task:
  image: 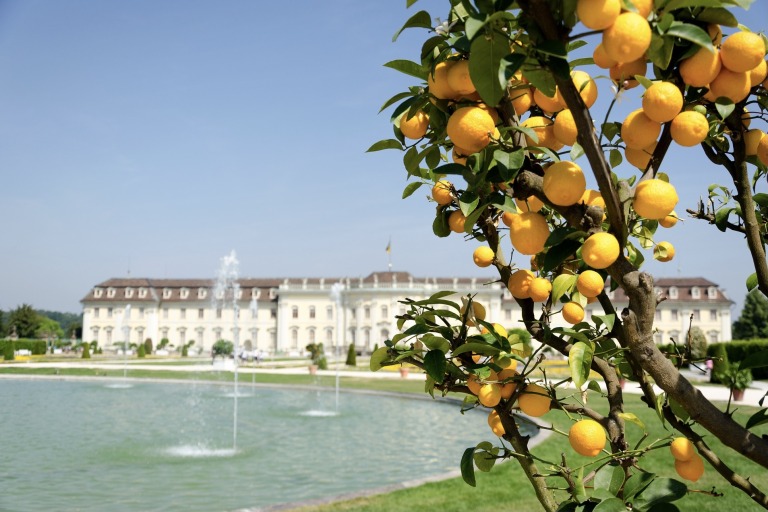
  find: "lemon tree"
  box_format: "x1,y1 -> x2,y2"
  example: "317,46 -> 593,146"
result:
369,0 -> 768,510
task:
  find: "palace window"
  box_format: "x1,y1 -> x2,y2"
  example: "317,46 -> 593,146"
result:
710,309 -> 718,321
94,288 -> 103,298
292,306 -> 299,319
108,308 -> 113,318
708,287 -> 718,299
180,308 -> 186,320
198,288 -> 207,299
692,309 -> 700,321
271,308 -> 277,319
138,288 -> 147,298
364,306 -> 371,320
198,308 -> 204,319
692,287 -> 701,299
216,308 -> 222,319
309,306 -> 315,319
381,305 -> 388,318
107,288 -> 116,298
139,308 -> 144,319
163,307 -> 168,319
670,309 -> 678,321
326,306 -> 333,320
669,286 -> 678,299
94,308 -> 100,319
163,288 -> 171,299
180,288 -> 189,299
125,287 -> 134,298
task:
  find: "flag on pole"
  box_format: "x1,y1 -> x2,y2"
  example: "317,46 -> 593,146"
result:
385,239 -> 391,254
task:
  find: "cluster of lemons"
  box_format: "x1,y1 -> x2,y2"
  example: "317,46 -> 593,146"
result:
670,437 -> 705,482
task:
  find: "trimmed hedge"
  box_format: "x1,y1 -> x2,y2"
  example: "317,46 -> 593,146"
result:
708,340 -> 768,380
0,339 -> 47,356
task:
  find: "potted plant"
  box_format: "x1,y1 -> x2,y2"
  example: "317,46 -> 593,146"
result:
715,362 -> 752,401
305,343 -> 327,375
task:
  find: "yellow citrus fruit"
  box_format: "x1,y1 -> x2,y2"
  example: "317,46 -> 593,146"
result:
581,189 -> 605,208
670,111 -> 709,147
569,419 -> 607,457
460,301 -> 486,326
720,31 -> 766,73
467,374 -> 482,394
571,70 -> 598,108
577,270 -> 605,298
515,196 -> 544,213
510,87 -> 534,116
543,161 -> 586,206
593,43 -> 618,69
675,453 -> 705,482
654,241 -> 675,262
481,323 -> 508,338
447,106 -> 497,153
628,0 -> 653,17
581,232 -> 621,269
622,109 -> 661,150
602,12 -> 652,63
625,141 -> 657,170
670,437 -> 695,462
577,0 -> 620,30
477,102 -> 501,124
498,368 -> 518,399
399,111 -> 429,139
562,302 -> 585,324
680,47 -> 721,88
521,116 -> 563,151
748,59 -> 767,87
553,109 -> 578,146
478,383 -> 502,407
633,179 -> 678,220
448,210 -> 467,233
745,129 -> 765,156
508,269 -> 536,299
659,210 -> 679,228
508,212 -> 551,255
518,383 -> 551,417
642,82 -> 683,123
610,58 -> 647,89
452,145 -> 470,165
758,135 -> 768,166
528,277 -> 552,302
708,67 -> 751,103
708,24 -> 722,45
427,60 -> 458,100
473,246 -> 495,267
488,410 -> 505,436
533,87 -> 563,113
432,180 -> 453,205
447,60 -> 476,96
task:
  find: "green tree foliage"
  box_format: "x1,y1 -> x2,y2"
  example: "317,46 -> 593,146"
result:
8,304 -> 41,339
346,342 -> 357,366
36,310 -> 82,338
306,342 -> 328,370
0,310 -> 6,338
36,317 -> 64,341
137,344 -> 146,358
81,341 -> 91,359
212,339 -> 234,357
144,338 -> 153,355
733,290 -> 768,340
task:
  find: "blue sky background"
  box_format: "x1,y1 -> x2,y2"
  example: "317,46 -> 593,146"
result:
0,0 -> 766,314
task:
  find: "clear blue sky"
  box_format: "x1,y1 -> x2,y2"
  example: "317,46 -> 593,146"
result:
0,0 -> 765,314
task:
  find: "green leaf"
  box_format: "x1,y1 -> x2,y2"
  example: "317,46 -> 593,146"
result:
623,472 -> 656,500
523,66 -> 557,97
570,143 -> 585,161
552,274 -> 578,303
746,408 -> 768,430
697,7 -> 738,27
593,314 -> 616,332
715,97 -> 735,120
618,412 -> 646,431
746,272 -> 759,291
568,341 -> 594,390
384,60 -> 428,80
403,146 -> 421,175
665,23 -> 714,50
380,91 -> 416,113
494,148 -> 525,173
402,181 -> 424,199
469,33 -> 508,106
433,209 -> 451,238
542,239 -> 582,273
634,75 -> 654,89
370,346 -> 392,371
392,10 -> 432,42
423,349 -> 447,382
473,441 -> 498,472
739,349 -> 768,370
459,191 -> 480,217
460,447 -> 477,486
714,207 -> 733,232
421,334 -> 451,353
593,498 -> 629,512
668,397 -> 690,421
587,380 -> 603,393
453,342 -> 500,357
574,466 -> 587,504
367,139 -> 403,152
499,53 -> 526,84
434,163 -> 470,175
595,464 -> 625,495
648,33 -> 675,70
633,477 -> 687,511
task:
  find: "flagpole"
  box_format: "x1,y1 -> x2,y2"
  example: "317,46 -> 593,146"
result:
386,238 -> 392,272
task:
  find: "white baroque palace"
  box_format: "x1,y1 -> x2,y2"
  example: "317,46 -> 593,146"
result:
80,273 -> 733,355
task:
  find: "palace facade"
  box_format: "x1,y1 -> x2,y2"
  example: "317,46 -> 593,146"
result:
80,273 -> 733,355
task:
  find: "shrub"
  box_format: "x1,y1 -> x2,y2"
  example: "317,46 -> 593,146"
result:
346,342 -> 357,366
3,341 -> 14,361
82,342 -> 91,359
708,343 -> 730,384
715,362 -> 752,391
137,344 -> 146,358
212,339 -> 234,357
181,345 -> 188,357
144,338 -> 153,355
306,342 -> 328,370
709,340 -> 768,380
158,338 -> 169,350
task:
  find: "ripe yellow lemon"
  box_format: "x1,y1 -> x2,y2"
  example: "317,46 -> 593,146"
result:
679,47 -> 721,87
508,212 -> 551,255
659,211 -> 679,228
562,302 -> 585,324
642,82 -> 683,123
670,111 -> 709,147
581,232 -> 621,269
518,383 -> 551,417
467,374 -> 483,395
515,196 -> 544,213
533,87 -> 563,113
633,179 -> 678,220
427,60 -> 458,100
488,410 -> 505,436
399,111 -> 429,139
610,58 -> 647,89
654,241 -> 675,262
529,277 -> 552,302
577,0 -> 620,30
675,453 -> 705,482
432,180 -> 453,205
720,31 -> 766,73
478,383 -> 502,407
553,109 -> 578,146
593,43 -> 618,69
749,59 -> 767,87
708,23 -> 722,45
521,116 -> 563,151
571,70 -> 598,108
473,246 -> 495,267
745,129 -> 765,156
628,0 -> 653,17
625,141 -> 657,170
569,419 -> 607,457
758,134 -> 768,166
498,368 -> 518,399
448,210 -> 467,233
510,87 -> 534,116
481,323 -> 508,338
602,12 -> 652,63
460,301 -> 486,326
581,189 -> 605,209
543,161 -> 587,206
447,60 -> 476,96
708,68 -> 751,103
622,109 -> 661,150
452,145 -> 470,165
447,106 -> 497,153
508,269 -> 535,299
670,437 -> 695,462
577,270 -> 605,298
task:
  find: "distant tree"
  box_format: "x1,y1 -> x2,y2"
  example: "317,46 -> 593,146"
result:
346,342 -> 357,366
689,326 -> 708,361
212,339 -> 234,358
0,310 -> 7,338
36,310 -> 82,338
733,290 -> 768,340
81,342 -> 90,359
137,344 -> 146,358
9,304 -> 41,338
144,338 -> 153,355
36,317 -> 64,341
